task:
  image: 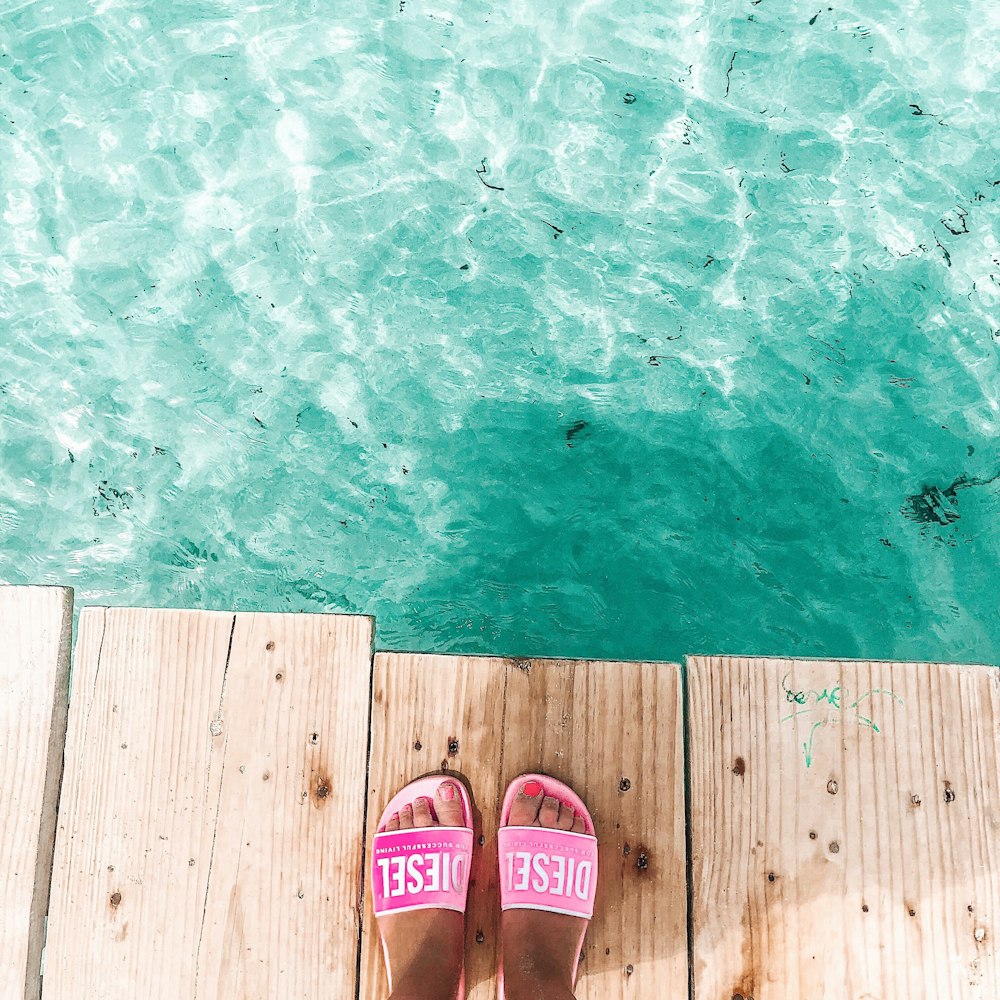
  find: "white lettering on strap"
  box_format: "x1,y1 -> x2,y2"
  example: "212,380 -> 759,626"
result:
425,852 -> 440,892
531,853 -> 550,893
505,850 -> 594,900
406,853 -> 425,894
378,850 -> 470,900
552,855 -> 565,895
514,851 -> 531,891
390,856 -> 406,897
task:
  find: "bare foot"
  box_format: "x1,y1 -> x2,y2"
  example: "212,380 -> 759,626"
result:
501,780 -> 589,1000
376,780 -> 466,1000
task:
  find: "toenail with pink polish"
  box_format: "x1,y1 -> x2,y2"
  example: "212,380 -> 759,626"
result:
440,781 -> 456,800
521,780 -> 542,797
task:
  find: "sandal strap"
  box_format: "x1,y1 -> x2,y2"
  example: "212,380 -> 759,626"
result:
498,825 -> 599,919
372,826 -> 473,916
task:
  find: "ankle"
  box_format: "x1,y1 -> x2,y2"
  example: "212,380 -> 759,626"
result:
500,908 -> 584,993
389,981 -> 461,1000
388,957 -> 462,1000
503,971 -> 577,1000
381,910 -> 464,1000
502,950 -> 576,1000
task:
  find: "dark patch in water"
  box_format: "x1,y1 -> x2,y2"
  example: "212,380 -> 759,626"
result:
93,481 -> 136,518
941,207 -> 969,235
476,157 -> 504,191
902,470 -> 999,529
566,420 -> 589,446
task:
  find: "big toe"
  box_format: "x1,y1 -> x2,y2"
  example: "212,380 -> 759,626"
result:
434,780 -> 465,826
508,779 -> 545,825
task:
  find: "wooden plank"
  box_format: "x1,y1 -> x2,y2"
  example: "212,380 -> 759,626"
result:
687,655 -> 1000,1000
0,585 -> 73,1000
43,607 -> 373,1000
360,654 -> 687,1000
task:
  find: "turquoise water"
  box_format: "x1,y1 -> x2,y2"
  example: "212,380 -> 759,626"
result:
1,2 -> 998,666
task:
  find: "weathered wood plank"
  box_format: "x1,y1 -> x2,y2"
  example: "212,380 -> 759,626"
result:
360,654 -> 687,1000
688,655 -> 1000,1000
0,585 -> 73,1000
43,607 -> 373,999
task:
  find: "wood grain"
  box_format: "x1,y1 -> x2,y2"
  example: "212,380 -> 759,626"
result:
687,655 -> 1000,1000
360,653 -> 687,1000
42,607 -> 373,1000
0,585 -> 73,1000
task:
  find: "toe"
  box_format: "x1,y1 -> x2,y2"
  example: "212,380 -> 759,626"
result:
571,813 -> 586,834
412,795 -> 435,827
508,779 -> 544,825
385,812 -> 400,832
434,781 -> 465,827
555,802 -> 575,830
538,795 -> 561,828
398,803 -> 414,829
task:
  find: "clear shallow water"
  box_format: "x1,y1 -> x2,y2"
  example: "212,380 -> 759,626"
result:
1,1 -> 998,667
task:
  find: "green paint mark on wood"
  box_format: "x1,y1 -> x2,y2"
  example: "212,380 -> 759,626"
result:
780,673 -> 904,767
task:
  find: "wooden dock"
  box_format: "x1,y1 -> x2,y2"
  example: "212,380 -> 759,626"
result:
1,586 -> 997,999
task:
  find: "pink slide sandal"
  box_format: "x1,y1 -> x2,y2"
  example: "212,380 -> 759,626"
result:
497,773 -> 599,997
371,775 -> 475,997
